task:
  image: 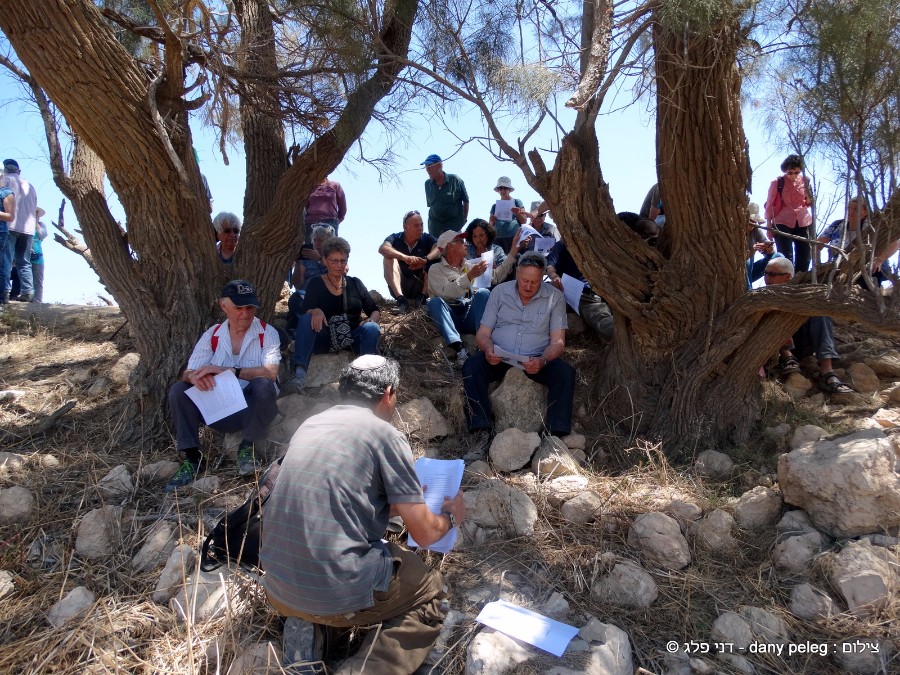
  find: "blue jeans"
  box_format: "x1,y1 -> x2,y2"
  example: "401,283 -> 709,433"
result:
292,314 -> 381,368
0,228 -> 9,300
7,232 -> 34,296
462,351 -> 575,436
427,288 -> 490,346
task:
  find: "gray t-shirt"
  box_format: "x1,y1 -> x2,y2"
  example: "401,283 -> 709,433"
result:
261,404 -> 424,615
480,280 -> 568,357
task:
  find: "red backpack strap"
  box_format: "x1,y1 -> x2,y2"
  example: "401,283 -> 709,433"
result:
210,323 -> 222,352
258,320 -> 267,348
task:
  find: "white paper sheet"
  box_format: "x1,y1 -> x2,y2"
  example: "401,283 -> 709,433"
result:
467,250 -> 494,289
492,344 -> 530,370
494,199 -> 515,221
476,599 -> 579,657
184,370 -> 248,425
517,224 -> 542,240
560,274 -> 585,315
408,458 -> 464,554
533,237 -> 555,256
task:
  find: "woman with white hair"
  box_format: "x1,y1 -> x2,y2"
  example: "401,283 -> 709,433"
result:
213,211 -> 241,264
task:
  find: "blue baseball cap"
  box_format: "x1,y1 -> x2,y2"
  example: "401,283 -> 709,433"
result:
420,154 -> 442,166
221,279 -> 260,308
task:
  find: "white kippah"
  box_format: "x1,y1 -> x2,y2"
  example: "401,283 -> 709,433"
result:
350,354 -> 387,370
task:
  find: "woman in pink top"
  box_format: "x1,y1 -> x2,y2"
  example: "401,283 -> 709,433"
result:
304,177 -> 347,242
765,154 -> 814,272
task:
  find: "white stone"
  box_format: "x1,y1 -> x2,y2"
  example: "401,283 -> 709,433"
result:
531,436 -> 581,479
772,532 -> 825,574
560,491 -> 604,524
132,522 -> 178,573
691,509 -> 736,551
46,586 -> 95,628
777,428 -> 900,537
490,368 -> 546,433
866,351 -> 900,377
788,583 -> 838,621
466,628 -> 531,674
710,611 -> 752,651
306,352 -> 351,388
0,570 -> 14,600
694,450 -> 734,479
464,479 -> 538,538
737,605 -> 790,644
561,433 -> 586,450
627,512 -> 691,570
427,609 -> 465,666
0,452 -> 26,471
887,383 -> 900,403
541,591 -> 570,616
717,653 -> 755,674
489,428 -> 540,472
829,540 -> 896,617
76,506 -> 125,559
397,397 -> 450,440
190,476 -> 221,494
872,407 -> 900,428
790,424 -> 827,450
544,475 -> 590,508
775,510 -> 816,539
464,460 -> 494,482
784,372 -> 813,398
0,486 -> 35,526
169,568 -> 233,623
592,560 -> 658,608
228,641 -> 282,675
834,639 -> 893,674
153,544 -> 198,604
575,618 -> 633,675
666,499 -> 703,522
36,454 -> 61,468
97,464 -> 133,498
137,460 -> 180,484
847,362 -> 880,393
733,486 -> 782,530
109,352 -> 140,387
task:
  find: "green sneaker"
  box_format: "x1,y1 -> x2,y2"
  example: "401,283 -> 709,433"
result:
165,459 -> 200,492
237,442 -> 262,477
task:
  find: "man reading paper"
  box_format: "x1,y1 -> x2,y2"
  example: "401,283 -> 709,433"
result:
461,252 -> 575,460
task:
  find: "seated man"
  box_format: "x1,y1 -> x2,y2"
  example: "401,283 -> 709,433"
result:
261,355 -> 466,675
378,209 -> 437,312
462,252 -> 576,458
763,258 -> 852,393
545,240 -> 614,341
166,280 -> 280,490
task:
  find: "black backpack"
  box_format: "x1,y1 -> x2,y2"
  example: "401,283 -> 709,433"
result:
200,456 -> 283,572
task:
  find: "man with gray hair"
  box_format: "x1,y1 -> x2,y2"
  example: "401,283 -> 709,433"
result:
261,354 -> 466,674
462,252 -> 576,459
2,159 -> 38,302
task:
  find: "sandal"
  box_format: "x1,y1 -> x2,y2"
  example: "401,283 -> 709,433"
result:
819,372 -> 854,394
779,355 -> 801,376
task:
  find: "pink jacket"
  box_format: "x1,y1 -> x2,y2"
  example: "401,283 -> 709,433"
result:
765,175 -> 812,229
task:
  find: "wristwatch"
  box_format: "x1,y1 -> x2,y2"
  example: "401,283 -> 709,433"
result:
234,367 -> 242,379
442,511 -> 456,529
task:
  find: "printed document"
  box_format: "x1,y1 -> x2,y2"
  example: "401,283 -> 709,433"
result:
494,199 -> 515,221
408,458 -> 464,554
476,599 -> 579,657
560,274 -> 585,315
184,370 -> 248,425
467,250 -> 494,289
492,344 -> 530,369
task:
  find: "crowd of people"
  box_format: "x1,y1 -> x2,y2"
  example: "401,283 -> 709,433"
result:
1,159 -> 47,304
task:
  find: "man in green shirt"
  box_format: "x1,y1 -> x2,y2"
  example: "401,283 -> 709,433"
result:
422,154 -> 469,237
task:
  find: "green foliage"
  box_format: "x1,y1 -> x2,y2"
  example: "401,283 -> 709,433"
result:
656,0 -> 746,36
99,0 -> 155,57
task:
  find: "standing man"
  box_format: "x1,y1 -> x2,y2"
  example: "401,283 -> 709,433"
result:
422,154 -> 469,238
261,355 -> 466,675
462,252 -> 576,458
166,280 -> 281,490
378,209 -> 438,312
3,159 -> 38,302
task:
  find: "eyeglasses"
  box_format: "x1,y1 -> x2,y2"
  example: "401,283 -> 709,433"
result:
221,228 -> 240,234
326,258 -> 348,265
764,271 -> 790,278
786,169 -> 801,176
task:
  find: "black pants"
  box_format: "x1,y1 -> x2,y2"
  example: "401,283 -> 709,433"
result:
775,224 -> 811,272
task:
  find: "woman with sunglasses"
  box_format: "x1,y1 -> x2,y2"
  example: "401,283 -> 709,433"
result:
213,211 -> 241,265
765,154 -> 814,273
283,237 -> 381,394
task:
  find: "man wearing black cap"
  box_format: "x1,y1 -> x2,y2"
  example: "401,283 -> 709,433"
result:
166,280 -> 281,490
422,154 -> 469,237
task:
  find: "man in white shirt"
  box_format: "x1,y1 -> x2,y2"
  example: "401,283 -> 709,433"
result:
2,159 -> 38,302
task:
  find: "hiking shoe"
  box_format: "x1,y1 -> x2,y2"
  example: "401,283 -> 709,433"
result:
463,428 -> 493,462
237,442 -> 261,477
282,617 -> 325,673
395,296 -> 409,313
281,374 -> 306,396
165,459 -> 200,492
17,293 -> 32,303
454,347 -> 471,369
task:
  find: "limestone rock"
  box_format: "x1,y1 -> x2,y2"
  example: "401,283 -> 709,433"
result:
397,397 -> 450,440
710,611 -> 752,651
228,641 -> 282,674
560,491 -> 604,524
691,509 -> 736,551
866,351 -> 900,377
47,586 -> 95,627
592,560 -> 658,608
666,499 -> 703,522
847,362 -> 880,394
466,628 -> 531,674
190,476 -> 221,494
490,368 -> 546,433
132,522 -> 178,573
75,506 -> 125,559
627,512 -> 691,570
872,407 -> 900,429
109,352 -> 140,387
887,383 -> 900,403
489,428 -> 540,472
788,583 -> 838,621
464,479 -> 538,538
531,436 -> 581,479
71,367 -> 92,384
0,452 -> 26,471
86,377 -> 110,396
784,372 -> 813,398
775,510 -> 817,539
737,605 -> 790,644
694,450 -> 734,479
790,424 -> 827,450
305,352 -> 351,388
777,428 -> 900,537
0,485 -> 35,526
733,486 -> 781,530
97,464 -> 133,499
773,532 -> 826,574
561,433 -> 586,450
137,460 -> 180,485
762,423 -> 791,446
464,460 -> 494,482
568,618 -> 633,675
544,475 -> 590,508
153,544 -> 198,604
834,639 -> 893,674
0,570 -> 14,600
273,394 -> 332,444
829,540 -> 896,617
717,653 -> 755,674
541,591 -> 570,616
170,568 -> 233,623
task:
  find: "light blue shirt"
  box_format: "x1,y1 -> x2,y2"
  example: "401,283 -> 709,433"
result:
480,280 -> 567,356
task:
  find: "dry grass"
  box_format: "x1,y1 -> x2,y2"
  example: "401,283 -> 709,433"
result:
0,303 -> 897,674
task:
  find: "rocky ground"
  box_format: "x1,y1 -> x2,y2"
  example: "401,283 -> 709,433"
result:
0,301 -> 898,675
